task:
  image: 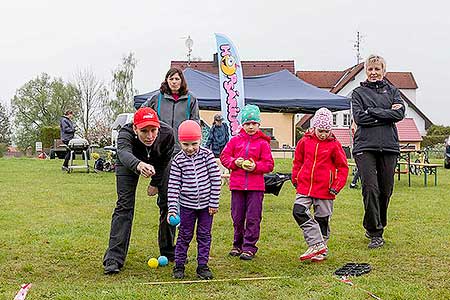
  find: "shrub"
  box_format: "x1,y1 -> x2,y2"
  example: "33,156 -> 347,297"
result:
40,126 -> 60,148
0,143 -> 6,158
422,135 -> 448,148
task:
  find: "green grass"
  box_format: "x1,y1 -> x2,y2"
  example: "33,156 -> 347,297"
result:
0,158 -> 449,299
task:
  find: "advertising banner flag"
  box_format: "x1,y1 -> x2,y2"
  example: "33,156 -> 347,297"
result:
215,33 -> 245,136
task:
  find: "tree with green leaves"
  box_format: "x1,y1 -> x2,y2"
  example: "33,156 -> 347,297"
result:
426,125 -> 450,136
108,52 -> 138,119
11,73 -> 80,150
0,102 -> 12,145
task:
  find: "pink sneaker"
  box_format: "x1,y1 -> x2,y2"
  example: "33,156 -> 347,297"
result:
299,243 -> 327,261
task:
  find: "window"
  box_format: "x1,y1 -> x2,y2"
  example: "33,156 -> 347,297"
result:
332,114 -> 337,126
260,127 -> 274,139
343,114 -> 351,127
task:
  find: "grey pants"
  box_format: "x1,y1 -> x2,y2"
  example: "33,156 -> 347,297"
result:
292,194 -> 333,247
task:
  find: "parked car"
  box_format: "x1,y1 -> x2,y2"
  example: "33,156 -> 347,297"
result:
445,136 -> 450,169
111,113 -> 134,147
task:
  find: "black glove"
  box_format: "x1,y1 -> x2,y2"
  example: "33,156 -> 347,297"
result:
329,188 -> 338,195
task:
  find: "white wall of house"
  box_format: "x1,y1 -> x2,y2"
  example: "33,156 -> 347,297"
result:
337,71 -> 366,97
403,102 -> 426,135
401,89 -> 416,103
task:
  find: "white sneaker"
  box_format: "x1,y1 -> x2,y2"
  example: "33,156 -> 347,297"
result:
299,243 -> 327,261
311,249 -> 328,262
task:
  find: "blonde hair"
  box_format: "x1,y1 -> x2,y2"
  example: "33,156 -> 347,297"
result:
365,54 -> 386,72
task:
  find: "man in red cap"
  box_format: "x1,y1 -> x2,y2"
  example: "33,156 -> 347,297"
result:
103,107 -> 176,274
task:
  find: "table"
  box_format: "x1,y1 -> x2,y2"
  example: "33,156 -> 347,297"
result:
398,149 -> 418,187
397,149 -> 440,186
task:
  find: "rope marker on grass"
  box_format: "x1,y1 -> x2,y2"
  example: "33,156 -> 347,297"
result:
140,276 -> 290,285
336,276 -> 382,300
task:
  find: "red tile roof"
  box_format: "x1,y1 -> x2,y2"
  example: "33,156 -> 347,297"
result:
171,60 -> 295,76
333,128 -> 353,147
296,63 -> 418,90
296,71 -> 344,88
296,114 -> 312,127
396,118 -> 422,141
330,64 -> 365,93
333,118 -> 422,147
385,72 -> 418,89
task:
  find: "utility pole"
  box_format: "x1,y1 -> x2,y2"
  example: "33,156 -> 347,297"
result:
353,31 -> 363,65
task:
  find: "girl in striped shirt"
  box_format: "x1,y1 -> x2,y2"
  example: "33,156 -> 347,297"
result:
167,120 -> 221,280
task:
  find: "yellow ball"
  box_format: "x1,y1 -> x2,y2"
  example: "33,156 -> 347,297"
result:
242,160 -> 252,168
147,258 -> 159,268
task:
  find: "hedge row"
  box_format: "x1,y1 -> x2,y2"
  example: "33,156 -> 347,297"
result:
40,126 -> 60,148
421,135 -> 448,148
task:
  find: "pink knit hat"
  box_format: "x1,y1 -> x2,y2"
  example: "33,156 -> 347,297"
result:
311,107 -> 333,130
178,120 -> 202,142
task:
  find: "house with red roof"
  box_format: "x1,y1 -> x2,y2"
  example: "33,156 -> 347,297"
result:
297,62 -> 431,149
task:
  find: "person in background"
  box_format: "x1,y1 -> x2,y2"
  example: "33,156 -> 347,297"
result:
206,114 -> 229,158
167,120 -> 221,280
60,110 -> 75,171
292,108 -> 349,262
141,67 -> 200,154
220,104 -> 274,261
352,54 -> 405,249
103,107 -> 175,274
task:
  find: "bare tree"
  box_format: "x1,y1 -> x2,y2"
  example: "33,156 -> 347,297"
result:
73,69 -> 109,140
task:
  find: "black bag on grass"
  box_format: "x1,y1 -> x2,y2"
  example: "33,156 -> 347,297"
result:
264,173 -> 292,196
94,158 -> 105,171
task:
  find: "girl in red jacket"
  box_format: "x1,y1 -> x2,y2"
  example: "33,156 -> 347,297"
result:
292,107 -> 348,262
220,104 -> 274,260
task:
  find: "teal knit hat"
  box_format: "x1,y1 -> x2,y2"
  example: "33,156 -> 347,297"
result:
240,104 -> 261,124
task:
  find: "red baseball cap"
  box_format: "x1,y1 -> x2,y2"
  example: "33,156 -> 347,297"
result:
133,107 -> 160,129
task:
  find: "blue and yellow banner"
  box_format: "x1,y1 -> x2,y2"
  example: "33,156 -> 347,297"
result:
215,33 -> 245,136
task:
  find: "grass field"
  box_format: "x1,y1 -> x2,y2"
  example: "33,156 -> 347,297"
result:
0,157 -> 449,299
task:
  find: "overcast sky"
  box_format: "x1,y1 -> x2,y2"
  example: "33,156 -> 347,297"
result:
1,0 -> 449,125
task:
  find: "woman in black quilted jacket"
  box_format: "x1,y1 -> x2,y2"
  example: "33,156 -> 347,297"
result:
351,55 -> 405,249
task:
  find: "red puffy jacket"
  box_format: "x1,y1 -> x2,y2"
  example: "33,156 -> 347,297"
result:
220,128 -> 274,191
292,129 -> 349,199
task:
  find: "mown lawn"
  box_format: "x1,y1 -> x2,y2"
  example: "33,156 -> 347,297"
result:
0,158 -> 449,299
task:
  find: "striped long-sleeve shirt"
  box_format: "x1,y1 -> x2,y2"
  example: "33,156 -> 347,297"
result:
168,146 -> 221,214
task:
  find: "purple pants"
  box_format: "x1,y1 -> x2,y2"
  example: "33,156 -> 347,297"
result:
231,190 -> 264,254
175,206 -> 213,266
